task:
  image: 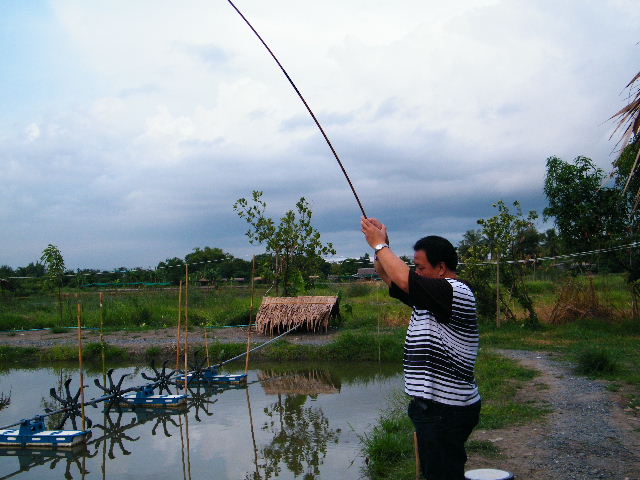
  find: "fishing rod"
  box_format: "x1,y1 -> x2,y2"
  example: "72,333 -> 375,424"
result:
216,323 -> 300,368
226,0 -> 368,218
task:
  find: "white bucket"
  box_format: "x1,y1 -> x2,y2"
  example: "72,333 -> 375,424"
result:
465,468 -> 515,480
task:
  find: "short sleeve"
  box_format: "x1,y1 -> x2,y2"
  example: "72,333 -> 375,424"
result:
407,271 -> 453,321
389,282 -> 411,307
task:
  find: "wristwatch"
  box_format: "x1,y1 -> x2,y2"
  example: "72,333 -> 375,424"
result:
374,243 -> 389,254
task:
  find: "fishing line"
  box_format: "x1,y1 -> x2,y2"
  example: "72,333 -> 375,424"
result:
226,0 -> 368,218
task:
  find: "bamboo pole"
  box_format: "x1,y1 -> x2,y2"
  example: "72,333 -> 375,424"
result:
99,292 -> 106,385
184,410 -> 192,480
414,432 -> 421,480
204,326 -> 210,368
245,256 -> 256,375
176,280 -> 183,371
496,251 -> 501,328
178,414 -> 187,480
245,386 -> 260,478
77,301 -> 87,431
184,264 -> 189,391
101,407 -> 107,480
376,281 -> 381,363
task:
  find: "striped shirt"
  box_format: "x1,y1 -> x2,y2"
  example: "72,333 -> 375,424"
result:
390,271 -> 480,406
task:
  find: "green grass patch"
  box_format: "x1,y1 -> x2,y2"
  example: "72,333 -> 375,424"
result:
575,348 -> 620,375
479,318 -> 640,387
0,343 -> 128,364
207,330 -> 406,364
475,351 -> 549,429
145,346 -> 162,358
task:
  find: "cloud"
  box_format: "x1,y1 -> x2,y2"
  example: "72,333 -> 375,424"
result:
183,43 -> 229,68
0,0 -> 638,268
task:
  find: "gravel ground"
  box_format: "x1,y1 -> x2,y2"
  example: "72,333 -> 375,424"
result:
469,349 -> 640,480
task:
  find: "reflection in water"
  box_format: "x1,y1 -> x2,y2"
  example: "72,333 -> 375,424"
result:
259,369 -> 341,396
1,363 -> 401,480
183,383 -> 218,422
244,392 -> 340,480
92,410 -> 139,458
0,392 -> 10,412
0,446 -> 90,480
0,406 -> 189,480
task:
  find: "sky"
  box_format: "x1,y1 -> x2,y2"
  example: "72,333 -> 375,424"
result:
1,0 -> 638,269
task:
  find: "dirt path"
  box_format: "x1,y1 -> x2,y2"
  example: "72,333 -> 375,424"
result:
468,350 -> 640,480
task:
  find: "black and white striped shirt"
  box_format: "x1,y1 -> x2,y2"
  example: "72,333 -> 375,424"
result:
390,271 -> 480,406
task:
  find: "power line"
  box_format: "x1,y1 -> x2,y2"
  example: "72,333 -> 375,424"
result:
4,241 -> 640,280
459,241 -> 640,266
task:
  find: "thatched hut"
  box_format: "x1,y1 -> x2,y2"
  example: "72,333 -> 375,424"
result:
258,369 -> 341,395
256,296 -> 339,335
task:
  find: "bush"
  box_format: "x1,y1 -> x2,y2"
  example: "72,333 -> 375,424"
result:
525,280 -> 556,295
145,346 -> 161,358
575,349 -> 619,375
224,310 -> 251,326
346,283 -> 373,298
130,307 -> 152,326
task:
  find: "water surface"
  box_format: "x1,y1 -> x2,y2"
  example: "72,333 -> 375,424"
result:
0,361 -> 402,479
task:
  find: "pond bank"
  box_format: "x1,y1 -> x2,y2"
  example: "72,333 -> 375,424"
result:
0,327 -> 405,363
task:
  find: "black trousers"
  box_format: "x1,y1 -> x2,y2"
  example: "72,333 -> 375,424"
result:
408,397 -> 481,480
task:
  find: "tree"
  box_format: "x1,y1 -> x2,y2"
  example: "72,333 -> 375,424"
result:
156,257 -> 185,285
612,140 -> 640,211
457,229 -> 486,260
233,191 -> 336,296
543,156 -> 627,253
184,247 -> 230,276
460,201 -> 540,328
332,253 -> 372,276
608,140 -> 640,313
540,228 -> 561,258
40,244 -> 65,324
15,262 -> 45,277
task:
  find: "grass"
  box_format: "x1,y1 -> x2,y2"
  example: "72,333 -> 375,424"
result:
145,346 -> 161,358
361,351 -> 546,479
480,317 -> 640,387
575,349 -> 620,375
475,351 -> 550,429
0,285 -> 258,331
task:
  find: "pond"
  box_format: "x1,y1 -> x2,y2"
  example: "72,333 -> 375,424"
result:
0,361 -> 402,479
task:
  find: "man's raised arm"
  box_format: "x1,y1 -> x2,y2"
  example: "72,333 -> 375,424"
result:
361,217 -> 411,293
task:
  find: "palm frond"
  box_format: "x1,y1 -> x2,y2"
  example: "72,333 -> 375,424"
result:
610,70 -> 640,149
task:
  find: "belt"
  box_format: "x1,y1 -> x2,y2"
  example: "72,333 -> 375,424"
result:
411,396 -> 480,411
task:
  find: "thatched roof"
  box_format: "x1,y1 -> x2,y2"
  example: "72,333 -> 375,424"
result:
256,296 -> 339,335
258,369 -> 341,395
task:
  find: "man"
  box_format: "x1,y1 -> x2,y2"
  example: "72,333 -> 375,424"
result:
361,217 -> 480,480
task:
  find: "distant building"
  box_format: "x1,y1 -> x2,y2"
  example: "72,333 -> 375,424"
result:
355,267 -> 379,280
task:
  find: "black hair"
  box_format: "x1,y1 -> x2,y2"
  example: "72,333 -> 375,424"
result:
413,235 -> 458,272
